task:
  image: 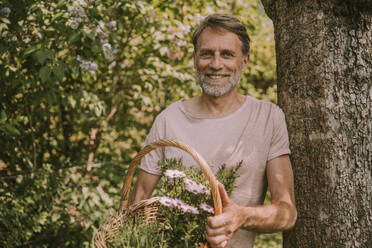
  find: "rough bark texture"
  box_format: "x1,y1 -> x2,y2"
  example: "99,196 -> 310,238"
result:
261,1 -> 372,247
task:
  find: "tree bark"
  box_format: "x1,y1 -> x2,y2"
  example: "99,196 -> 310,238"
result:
261,1 -> 372,247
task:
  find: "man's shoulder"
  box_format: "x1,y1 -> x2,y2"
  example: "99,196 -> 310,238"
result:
245,95 -> 281,113
155,99 -> 184,121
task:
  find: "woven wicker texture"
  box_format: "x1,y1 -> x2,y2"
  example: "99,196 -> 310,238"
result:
94,139 -> 222,248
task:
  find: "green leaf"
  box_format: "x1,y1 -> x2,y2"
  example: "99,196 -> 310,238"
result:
56,0 -> 67,9
0,43 -> 7,54
40,66 -> 51,82
0,23 -> 8,32
0,110 -> 6,123
86,32 -> 95,41
34,49 -> 55,65
46,92 -> 56,105
51,12 -> 64,22
69,33 -> 80,43
53,62 -> 66,81
24,46 -> 38,56
3,123 -> 20,135
34,50 -> 48,65
1,17 -> 10,24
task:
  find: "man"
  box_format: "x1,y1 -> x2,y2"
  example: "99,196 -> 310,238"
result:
132,13 -> 297,248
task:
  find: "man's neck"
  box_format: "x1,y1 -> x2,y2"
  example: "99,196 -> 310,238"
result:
184,89 -> 245,118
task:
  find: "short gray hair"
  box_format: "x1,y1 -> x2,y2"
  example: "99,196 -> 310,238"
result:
192,13 -> 251,55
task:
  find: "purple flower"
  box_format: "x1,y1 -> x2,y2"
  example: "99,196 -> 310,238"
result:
164,169 -> 186,179
200,203 -> 214,214
158,196 -> 177,208
180,204 -> 199,214
183,178 -> 210,195
157,197 -> 199,214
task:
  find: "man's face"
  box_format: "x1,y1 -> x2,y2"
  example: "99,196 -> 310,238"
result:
194,27 -> 249,97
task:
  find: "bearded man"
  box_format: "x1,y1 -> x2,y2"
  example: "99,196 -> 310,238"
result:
132,13 -> 297,248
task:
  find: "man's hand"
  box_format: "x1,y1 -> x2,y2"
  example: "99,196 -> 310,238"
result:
205,184 -> 244,248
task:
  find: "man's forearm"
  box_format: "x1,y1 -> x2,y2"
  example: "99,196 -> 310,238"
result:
239,201 -> 297,233
130,170 -> 161,205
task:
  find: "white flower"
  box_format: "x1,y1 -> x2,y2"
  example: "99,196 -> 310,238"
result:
178,24 -> 190,34
194,13 -> 204,23
109,61 -> 116,68
77,0 -> 87,6
89,62 -> 98,71
0,7 -> 11,17
68,2 -> 87,23
70,22 -> 79,30
176,40 -> 187,47
78,58 -> 98,71
103,50 -> 114,62
98,20 -> 105,29
108,20 -> 117,29
183,178 -> 210,195
102,42 -> 112,50
164,169 -> 186,179
200,203 -> 214,214
23,37 -> 31,44
75,17 -> 82,23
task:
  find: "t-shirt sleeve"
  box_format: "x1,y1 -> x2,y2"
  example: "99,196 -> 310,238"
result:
268,106 -> 291,161
138,115 -> 164,175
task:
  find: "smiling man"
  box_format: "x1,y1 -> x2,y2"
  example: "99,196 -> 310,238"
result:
132,13 -> 297,248
195,26 -> 247,97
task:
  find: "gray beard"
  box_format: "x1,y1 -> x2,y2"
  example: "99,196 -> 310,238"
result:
196,71 -> 242,97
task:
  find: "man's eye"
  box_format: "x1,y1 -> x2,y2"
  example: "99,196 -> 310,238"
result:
200,52 -> 212,57
222,52 -> 234,57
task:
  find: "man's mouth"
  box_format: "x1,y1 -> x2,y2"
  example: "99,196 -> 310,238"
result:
206,74 -> 229,79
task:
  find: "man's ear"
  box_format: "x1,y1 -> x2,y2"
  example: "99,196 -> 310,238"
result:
242,53 -> 250,71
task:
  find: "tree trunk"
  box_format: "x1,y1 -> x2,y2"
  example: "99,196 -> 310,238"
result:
261,1 -> 372,247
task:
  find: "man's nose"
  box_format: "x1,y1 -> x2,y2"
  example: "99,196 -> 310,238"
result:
210,55 -> 222,70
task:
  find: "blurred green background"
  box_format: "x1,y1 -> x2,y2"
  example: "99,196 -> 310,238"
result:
0,0 -> 279,247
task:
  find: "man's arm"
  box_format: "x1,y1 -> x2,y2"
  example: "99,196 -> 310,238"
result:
206,155 -> 297,247
131,169 -> 161,204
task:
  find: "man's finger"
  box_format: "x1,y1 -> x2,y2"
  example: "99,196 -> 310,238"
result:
218,183 -> 230,207
206,234 -> 228,248
206,224 -> 226,236
207,215 -> 229,228
220,240 -> 227,248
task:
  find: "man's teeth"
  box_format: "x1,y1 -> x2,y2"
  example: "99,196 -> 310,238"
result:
208,75 -> 226,79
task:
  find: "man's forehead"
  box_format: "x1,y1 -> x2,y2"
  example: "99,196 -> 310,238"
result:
196,27 -> 242,52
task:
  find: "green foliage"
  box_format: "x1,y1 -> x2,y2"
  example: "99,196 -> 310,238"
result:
0,0 -> 278,247
107,220 -> 169,248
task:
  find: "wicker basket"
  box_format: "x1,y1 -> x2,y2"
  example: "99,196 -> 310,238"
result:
94,139 -> 222,248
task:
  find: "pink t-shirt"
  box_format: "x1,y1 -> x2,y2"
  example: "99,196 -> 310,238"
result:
139,96 -> 290,248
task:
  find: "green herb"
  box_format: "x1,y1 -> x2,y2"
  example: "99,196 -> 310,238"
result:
107,158 -> 242,247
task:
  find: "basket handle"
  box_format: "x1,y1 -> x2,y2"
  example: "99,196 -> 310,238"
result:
119,139 -> 222,216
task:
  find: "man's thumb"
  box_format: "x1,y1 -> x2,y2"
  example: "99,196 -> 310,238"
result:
218,183 -> 230,206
